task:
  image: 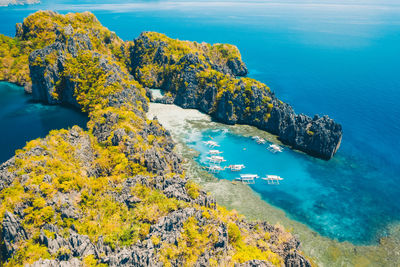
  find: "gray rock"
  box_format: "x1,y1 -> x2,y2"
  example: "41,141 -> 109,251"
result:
285,252 -> 312,267
28,258 -> 81,267
1,211 -> 27,259
235,260 -> 273,267
130,33 -> 342,160
0,157 -> 17,191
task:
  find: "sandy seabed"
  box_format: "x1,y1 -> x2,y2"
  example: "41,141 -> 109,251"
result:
148,102 -> 400,267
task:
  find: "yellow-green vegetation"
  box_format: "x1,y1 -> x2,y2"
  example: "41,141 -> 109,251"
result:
185,180 -> 200,199
0,35 -> 31,85
133,31 -> 275,123
0,126 -> 289,266
197,69 -> 274,119
133,32 -> 243,88
0,11 -> 303,266
58,51 -> 121,112
159,206 -> 285,266
0,11 -> 127,87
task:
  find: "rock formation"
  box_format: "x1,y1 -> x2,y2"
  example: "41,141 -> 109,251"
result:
0,11 -> 313,266
131,32 -> 342,160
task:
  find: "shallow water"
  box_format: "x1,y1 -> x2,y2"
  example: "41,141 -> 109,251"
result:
1,0 -> 400,246
0,82 -> 88,163
189,128 -> 400,244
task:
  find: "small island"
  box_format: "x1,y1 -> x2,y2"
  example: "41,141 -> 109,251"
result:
0,0 -> 39,7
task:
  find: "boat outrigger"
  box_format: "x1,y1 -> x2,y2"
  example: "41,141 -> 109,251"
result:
207,165 -> 226,173
235,174 -> 259,184
262,175 -> 284,184
208,149 -> 223,155
252,136 -> 266,144
207,155 -> 227,163
257,138 -> 266,144
228,164 -> 246,171
268,144 -> 283,153
203,140 -> 220,148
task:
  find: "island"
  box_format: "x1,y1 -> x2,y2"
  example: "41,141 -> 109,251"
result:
0,11 -> 317,266
0,0 -> 39,7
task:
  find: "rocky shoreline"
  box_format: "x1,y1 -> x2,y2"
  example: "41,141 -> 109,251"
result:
0,11 -> 312,266
132,32 -> 342,160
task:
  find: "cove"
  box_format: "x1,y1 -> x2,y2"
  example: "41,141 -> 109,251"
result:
0,82 -> 88,163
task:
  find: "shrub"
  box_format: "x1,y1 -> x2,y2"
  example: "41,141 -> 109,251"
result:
185,180 -> 200,199
228,222 -> 241,244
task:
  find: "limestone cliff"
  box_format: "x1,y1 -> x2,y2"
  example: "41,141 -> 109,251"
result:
131,32 -> 342,160
0,11 -> 311,266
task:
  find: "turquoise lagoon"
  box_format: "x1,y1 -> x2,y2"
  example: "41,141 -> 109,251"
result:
189,128 -> 399,245
1,0 -> 400,248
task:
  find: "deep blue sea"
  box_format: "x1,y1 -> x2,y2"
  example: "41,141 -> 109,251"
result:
1,0 -> 400,244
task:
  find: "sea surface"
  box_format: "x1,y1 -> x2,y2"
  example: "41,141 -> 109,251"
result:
0,82 -> 88,163
1,0 -> 400,245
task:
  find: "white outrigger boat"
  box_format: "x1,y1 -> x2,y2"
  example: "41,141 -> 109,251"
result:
207,155 -> 227,163
257,138 -> 266,144
203,140 -> 220,148
253,136 -> 266,144
235,174 -> 259,184
207,165 -> 226,173
228,164 -> 246,171
268,144 -> 283,153
262,175 -> 284,184
208,149 -> 223,155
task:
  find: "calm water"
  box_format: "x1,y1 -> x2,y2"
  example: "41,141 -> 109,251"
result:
0,82 -> 88,163
1,0 -> 400,244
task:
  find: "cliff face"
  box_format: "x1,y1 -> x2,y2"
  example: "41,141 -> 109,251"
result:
0,11 -> 311,267
131,32 -> 342,160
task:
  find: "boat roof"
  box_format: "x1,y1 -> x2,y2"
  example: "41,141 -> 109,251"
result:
240,174 -> 259,178
264,175 -> 283,180
270,144 -> 281,149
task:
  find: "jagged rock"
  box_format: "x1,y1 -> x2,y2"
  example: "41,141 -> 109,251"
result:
0,157 -> 17,191
107,247 -> 162,267
28,258 -> 81,267
235,260 -> 273,267
227,57 -> 248,76
143,147 -> 169,174
92,111 -> 120,143
154,95 -> 174,104
39,226 -> 97,259
150,208 -> 197,243
130,33 -> 342,160
125,196 -> 142,208
0,12 -> 313,267
29,35 -> 89,107
1,211 -> 27,259
29,31 -> 148,113
285,252 -> 311,267
214,223 -> 229,249
69,230 -> 97,257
